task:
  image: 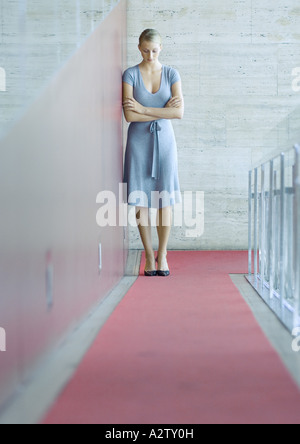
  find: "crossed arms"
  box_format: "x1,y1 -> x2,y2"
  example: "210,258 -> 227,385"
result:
122,81 -> 184,123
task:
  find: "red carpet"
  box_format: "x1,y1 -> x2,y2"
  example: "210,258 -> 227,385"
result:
42,251 -> 300,424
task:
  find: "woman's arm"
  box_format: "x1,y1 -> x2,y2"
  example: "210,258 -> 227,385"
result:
144,81 -> 184,120
122,81 -> 184,123
123,83 -> 155,123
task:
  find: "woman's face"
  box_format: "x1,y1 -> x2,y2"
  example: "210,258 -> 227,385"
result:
138,40 -> 162,64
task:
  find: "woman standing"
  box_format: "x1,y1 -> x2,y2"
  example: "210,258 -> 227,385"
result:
123,29 -> 184,277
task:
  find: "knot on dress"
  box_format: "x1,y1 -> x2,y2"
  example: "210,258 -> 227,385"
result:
150,121 -> 162,180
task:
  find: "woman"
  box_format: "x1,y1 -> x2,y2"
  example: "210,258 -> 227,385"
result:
122,29 -> 184,277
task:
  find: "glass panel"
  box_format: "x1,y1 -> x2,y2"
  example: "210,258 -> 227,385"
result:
248,146 -> 300,331
272,156 -> 281,293
0,0 -> 120,140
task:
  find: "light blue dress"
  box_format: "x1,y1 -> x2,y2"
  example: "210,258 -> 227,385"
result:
122,64 -> 182,209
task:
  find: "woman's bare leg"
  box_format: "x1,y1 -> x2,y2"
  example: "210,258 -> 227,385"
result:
136,207 -> 156,272
156,206 -> 172,271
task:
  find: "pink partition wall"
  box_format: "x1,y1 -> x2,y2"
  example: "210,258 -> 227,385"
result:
0,1 -> 126,407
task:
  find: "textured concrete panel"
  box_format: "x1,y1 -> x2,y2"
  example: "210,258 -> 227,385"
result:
252,0 -> 300,44
127,0 -> 299,250
199,44 -> 278,96
127,0 -> 252,44
0,0 -> 119,139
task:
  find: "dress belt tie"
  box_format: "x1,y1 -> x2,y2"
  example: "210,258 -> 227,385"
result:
150,121 -> 162,180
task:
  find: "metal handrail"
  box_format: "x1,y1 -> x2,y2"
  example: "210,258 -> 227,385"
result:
247,145 -> 300,332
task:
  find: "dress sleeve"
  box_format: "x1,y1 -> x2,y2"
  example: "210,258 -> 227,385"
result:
122,68 -> 134,86
169,67 -> 181,86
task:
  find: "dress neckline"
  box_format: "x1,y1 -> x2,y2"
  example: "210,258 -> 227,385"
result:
138,65 -> 164,95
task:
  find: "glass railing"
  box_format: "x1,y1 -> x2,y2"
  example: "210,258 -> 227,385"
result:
247,143 -> 300,332
0,0 -> 119,140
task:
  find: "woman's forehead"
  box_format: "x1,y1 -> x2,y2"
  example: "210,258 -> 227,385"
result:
139,40 -> 161,50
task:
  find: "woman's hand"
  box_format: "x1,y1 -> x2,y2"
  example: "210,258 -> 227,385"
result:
123,97 -> 145,114
165,96 -> 182,109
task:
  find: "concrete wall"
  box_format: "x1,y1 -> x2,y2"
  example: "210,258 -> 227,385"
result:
0,0 -> 126,408
0,0 -> 119,139
125,0 -> 300,250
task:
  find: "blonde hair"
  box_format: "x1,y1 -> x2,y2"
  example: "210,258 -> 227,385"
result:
139,29 -> 162,46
